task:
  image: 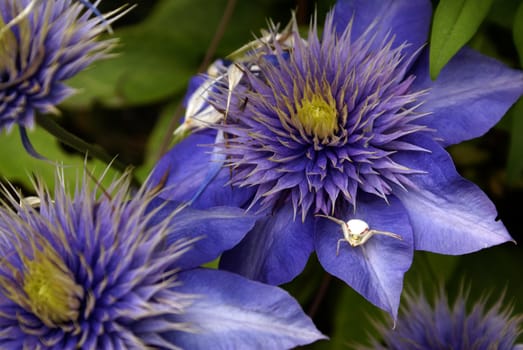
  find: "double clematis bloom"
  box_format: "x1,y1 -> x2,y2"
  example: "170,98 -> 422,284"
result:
0,170 -> 324,349
0,0 -> 121,154
150,0 -> 523,318
360,288 -> 523,350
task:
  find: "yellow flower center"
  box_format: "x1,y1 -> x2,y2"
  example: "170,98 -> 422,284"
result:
296,93 -> 338,139
23,248 -> 83,327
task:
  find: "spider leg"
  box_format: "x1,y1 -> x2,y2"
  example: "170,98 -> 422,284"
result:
316,214 -> 347,227
336,238 -> 345,256
370,230 -> 402,241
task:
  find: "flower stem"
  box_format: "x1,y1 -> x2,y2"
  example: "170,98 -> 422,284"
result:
35,113 -> 140,187
156,0 -> 238,160
308,273 -> 332,319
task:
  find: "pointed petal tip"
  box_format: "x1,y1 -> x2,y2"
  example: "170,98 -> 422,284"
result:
170,269 -> 326,349
394,135 -> 517,255
315,196 -> 413,318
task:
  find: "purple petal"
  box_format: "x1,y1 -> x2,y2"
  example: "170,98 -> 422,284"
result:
220,203 -> 314,285
166,268 -> 326,349
315,196 -> 413,319
183,74 -> 208,108
333,0 -> 432,59
147,199 -> 257,270
412,48 -> 523,147
149,131 -> 254,209
393,135 -> 514,254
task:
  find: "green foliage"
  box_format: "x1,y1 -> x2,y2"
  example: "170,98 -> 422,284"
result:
2,0 -> 522,348
430,0 -> 493,80
63,0 -> 276,108
0,126 -> 120,193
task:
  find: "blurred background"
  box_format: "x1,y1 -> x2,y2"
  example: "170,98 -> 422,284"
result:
1,0 -> 522,348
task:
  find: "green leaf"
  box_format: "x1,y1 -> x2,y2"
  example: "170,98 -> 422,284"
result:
430,0 -> 493,80
63,0 -> 274,108
0,127 -> 121,193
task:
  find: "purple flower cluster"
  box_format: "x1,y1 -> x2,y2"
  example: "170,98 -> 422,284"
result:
0,169 -> 324,349
360,288 -> 523,350
151,0 -> 523,318
0,0 -> 119,153
1,0 -> 522,347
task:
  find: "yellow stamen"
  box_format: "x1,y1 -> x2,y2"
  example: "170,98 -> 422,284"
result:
296,93 -> 338,139
23,248 -> 83,327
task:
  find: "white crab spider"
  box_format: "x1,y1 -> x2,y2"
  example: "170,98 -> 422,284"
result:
316,215 -> 403,255
19,196 -> 42,208
19,196 -> 56,209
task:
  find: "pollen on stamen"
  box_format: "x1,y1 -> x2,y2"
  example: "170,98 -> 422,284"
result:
22,248 -> 84,327
208,10 -> 430,219
295,93 -> 338,140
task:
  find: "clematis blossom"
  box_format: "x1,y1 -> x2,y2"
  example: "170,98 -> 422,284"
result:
150,0 -> 523,318
0,0 -> 123,156
0,169 -> 324,349
359,288 -> 523,350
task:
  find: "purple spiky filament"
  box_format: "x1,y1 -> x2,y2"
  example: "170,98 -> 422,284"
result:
360,289 -> 523,350
0,171 -> 195,348
0,0 -> 119,133
210,13 -> 429,220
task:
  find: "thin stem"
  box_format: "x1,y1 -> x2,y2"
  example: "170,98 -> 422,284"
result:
308,273 -> 332,319
156,0 -> 238,160
155,102 -> 184,162
295,0 -> 310,26
197,0 -> 237,73
35,113 -> 140,187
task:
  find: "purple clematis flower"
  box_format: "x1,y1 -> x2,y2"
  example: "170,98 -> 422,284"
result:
150,0 -> 523,318
0,0 -> 122,155
359,288 -> 523,350
0,170 -> 324,349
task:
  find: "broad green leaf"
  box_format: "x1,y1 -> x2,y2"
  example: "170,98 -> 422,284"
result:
64,0 -> 274,108
430,0 -> 493,80
0,127 -> 121,193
